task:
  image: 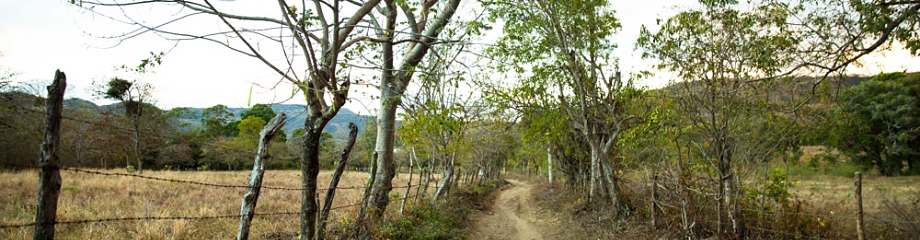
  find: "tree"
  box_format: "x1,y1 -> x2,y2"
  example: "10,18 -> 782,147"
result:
484,0 -> 644,210
0,91 -> 45,167
201,104 -> 235,137
237,116 -> 266,149
637,0 -> 799,235
239,104 -> 286,142
365,0 -> 466,218
75,0 -> 388,237
240,104 -> 275,123
398,75 -> 481,202
101,75 -> 155,174
772,0 -> 920,80
836,72 -> 920,176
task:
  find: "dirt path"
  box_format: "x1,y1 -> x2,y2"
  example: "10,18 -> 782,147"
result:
470,179 -> 545,240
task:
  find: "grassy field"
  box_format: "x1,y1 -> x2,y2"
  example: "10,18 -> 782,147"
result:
0,169 -> 432,239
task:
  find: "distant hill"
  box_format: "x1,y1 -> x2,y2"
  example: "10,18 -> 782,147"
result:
3,90 -> 374,139
227,105 -> 374,138
169,104 -> 373,139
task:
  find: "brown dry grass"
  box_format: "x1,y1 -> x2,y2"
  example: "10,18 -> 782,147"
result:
529,171 -> 920,239
0,169 -> 429,239
791,174 -> 920,237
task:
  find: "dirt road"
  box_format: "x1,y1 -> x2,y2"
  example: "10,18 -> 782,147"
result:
470,179 -> 545,240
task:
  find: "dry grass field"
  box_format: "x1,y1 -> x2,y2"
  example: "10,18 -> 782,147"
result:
0,169 -> 432,239
791,175 -> 920,236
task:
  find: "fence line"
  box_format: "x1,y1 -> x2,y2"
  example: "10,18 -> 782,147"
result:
0,184 -> 434,230
695,219 -> 831,240
0,211 -> 301,229
735,207 -> 919,225
645,189 -> 918,226
0,162 -> 419,191
625,176 -> 919,226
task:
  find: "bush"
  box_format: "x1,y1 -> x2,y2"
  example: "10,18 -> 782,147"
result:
376,180 -> 501,239
377,201 -> 466,239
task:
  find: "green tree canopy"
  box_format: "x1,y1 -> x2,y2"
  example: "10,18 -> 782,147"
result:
241,104 -> 276,123
836,72 -> 920,176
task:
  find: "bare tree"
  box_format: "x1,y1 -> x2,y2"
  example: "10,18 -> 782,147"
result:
74,0 -> 381,238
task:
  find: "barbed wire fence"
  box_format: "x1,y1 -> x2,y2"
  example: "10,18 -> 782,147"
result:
2,95 -> 485,238
611,169 -> 920,240
0,161 -> 444,233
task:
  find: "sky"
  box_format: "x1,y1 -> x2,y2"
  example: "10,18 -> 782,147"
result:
1,0 -> 919,113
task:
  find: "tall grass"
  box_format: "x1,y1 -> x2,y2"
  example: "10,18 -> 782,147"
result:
0,169 -> 424,239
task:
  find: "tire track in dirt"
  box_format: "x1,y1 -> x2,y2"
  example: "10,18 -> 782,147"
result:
470,179 -> 544,240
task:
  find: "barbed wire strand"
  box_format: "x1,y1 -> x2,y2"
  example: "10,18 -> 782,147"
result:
0,162 -> 425,192
0,189 -> 428,229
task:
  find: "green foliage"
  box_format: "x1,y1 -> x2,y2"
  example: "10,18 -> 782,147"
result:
318,132 -> 338,168
104,78 -> 132,101
764,168 -> 794,205
375,180 -> 502,240
237,116 -> 265,149
240,103 -> 276,124
377,202 -> 466,240
833,72 -> 920,176
637,0 -> 796,80
201,104 -> 235,137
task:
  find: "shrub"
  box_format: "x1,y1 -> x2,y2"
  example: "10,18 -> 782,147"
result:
377,201 -> 466,239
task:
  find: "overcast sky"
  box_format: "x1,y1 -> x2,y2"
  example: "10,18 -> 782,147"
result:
2,0 -> 918,113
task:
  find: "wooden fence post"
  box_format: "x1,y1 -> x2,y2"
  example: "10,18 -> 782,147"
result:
316,123 -> 358,240
400,146 -> 416,214
236,113 -> 286,240
34,70 -> 66,240
355,152 -> 378,236
855,172 -> 865,240
651,172 -> 657,227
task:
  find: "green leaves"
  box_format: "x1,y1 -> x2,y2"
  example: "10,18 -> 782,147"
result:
835,72 -> 920,175
104,78 -> 132,101
637,1 -> 796,82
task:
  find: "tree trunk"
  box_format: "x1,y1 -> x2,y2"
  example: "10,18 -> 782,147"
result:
370,0 -> 462,218
369,95 -> 398,217
368,0 -> 399,218
589,144 -> 600,203
547,146 -> 553,183
317,123 -> 358,240
602,160 -> 619,210
299,117 -> 328,240
433,167 -> 453,203
133,119 -> 142,175
237,113 -> 286,240
34,70 -> 66,240
716,138 -> 737,237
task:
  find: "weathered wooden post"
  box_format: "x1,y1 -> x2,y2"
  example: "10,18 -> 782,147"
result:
34,70 -> 66,240
355,152 -> 378,236
651,173 -> 658,227
855,172 -> 865,240
316,123 -> 358,240
236,113 -> 286,240
400,146 -> 416,214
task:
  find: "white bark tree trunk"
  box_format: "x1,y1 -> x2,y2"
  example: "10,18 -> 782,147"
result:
547,146 -> 553,183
